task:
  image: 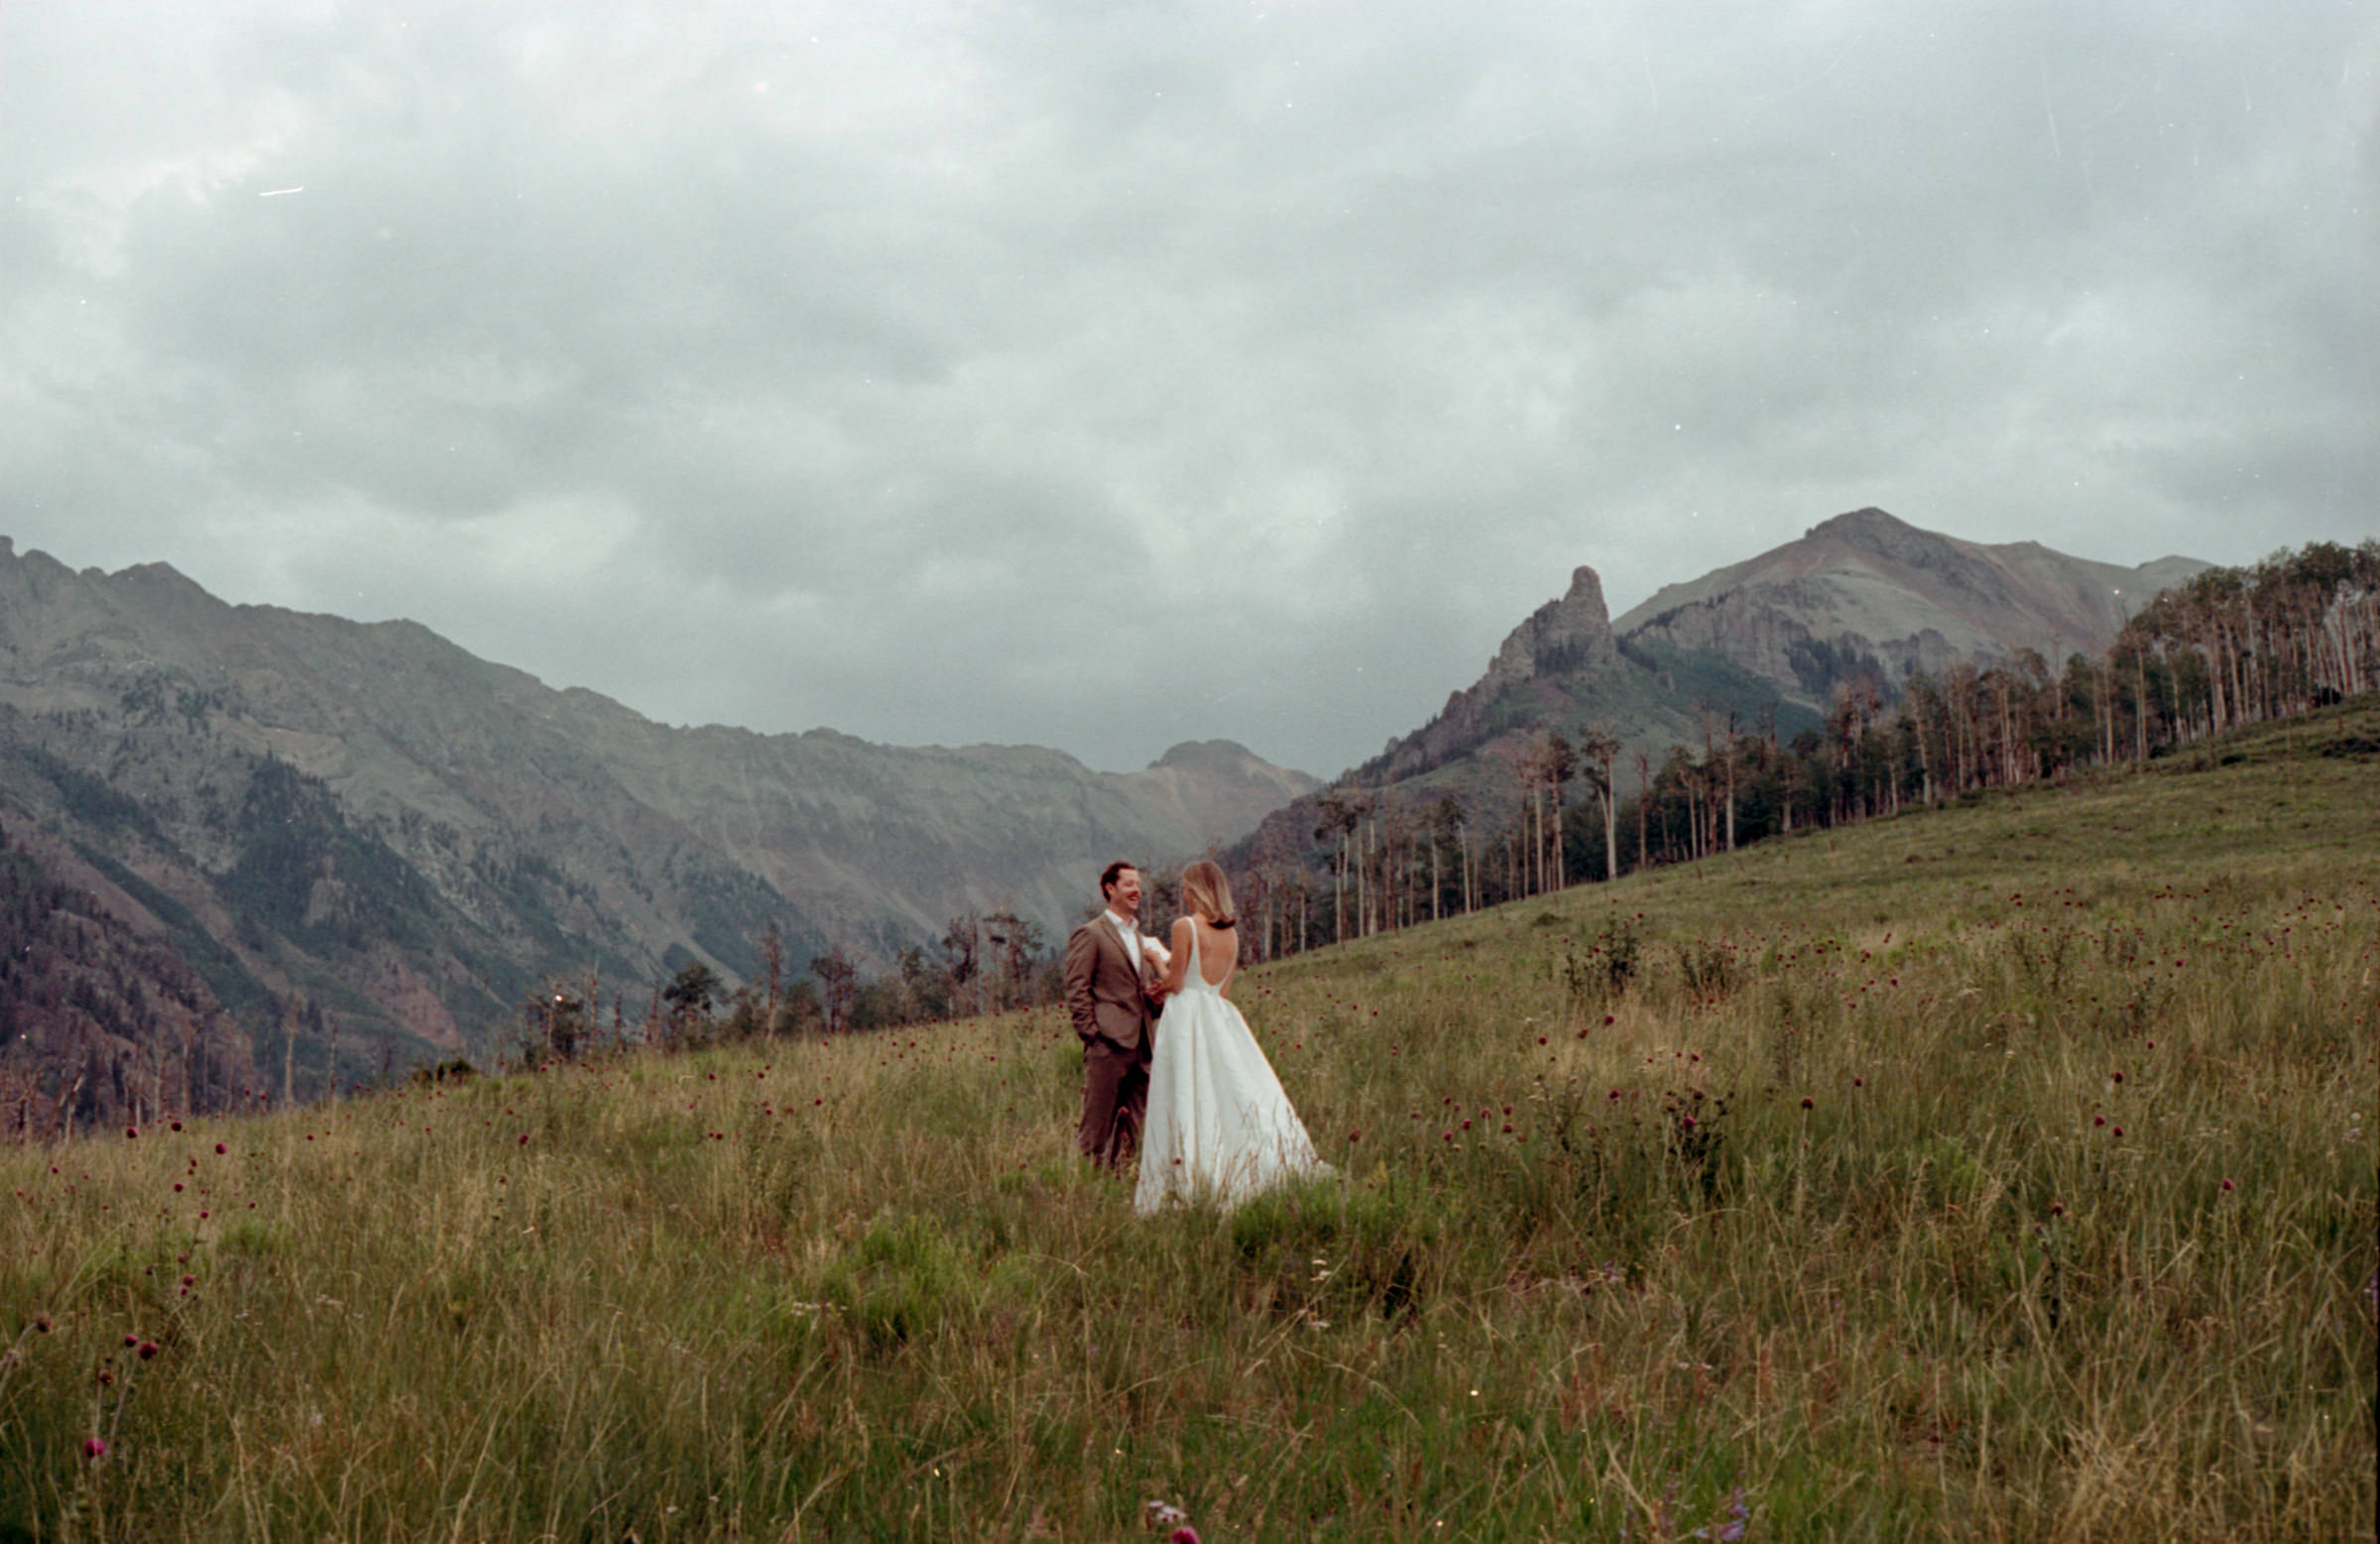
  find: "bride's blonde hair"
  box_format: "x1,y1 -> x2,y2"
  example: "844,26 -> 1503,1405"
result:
1180,859 -> 1237,928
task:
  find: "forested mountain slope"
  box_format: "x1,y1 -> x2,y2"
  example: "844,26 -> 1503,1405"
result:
1234,508 -> 2210,899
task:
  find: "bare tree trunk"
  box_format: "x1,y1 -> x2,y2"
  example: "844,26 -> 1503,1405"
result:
2142,642 -> 2161,756
1360,816 -> 1373,937
1724,739 -> 1737,854
1633,751 -> 1652,873
1334,830 -> 1347,946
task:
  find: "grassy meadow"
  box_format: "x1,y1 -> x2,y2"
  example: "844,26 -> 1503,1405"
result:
3,702 -> 2375,1542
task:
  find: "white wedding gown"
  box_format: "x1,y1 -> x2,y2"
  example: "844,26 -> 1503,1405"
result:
1134,923 -> 1329,1214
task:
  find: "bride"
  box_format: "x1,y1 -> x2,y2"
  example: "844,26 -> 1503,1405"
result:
1134,859 -> 1329,1214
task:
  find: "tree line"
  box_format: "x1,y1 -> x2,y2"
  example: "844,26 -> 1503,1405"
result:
511,860 -> 1290,1060
511,905 -> 1073,1060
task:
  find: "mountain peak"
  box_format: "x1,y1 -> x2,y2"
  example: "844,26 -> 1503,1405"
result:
1801,507 -> 1955,567
1616,511 -> 2211,711
1150,739 -> 1255,771
1805,506 -> 1910,539
115,560 -> 211,600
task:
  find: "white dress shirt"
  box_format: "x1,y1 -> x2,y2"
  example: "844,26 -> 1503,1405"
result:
1103,908 -> 1138,966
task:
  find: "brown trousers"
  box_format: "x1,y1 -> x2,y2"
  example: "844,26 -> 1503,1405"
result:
1077,1035 -> 1151,1170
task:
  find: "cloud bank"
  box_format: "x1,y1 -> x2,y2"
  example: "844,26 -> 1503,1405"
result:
3,0 -> 2372,773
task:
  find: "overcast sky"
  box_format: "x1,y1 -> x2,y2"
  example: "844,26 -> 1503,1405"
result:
3,2 -> 2372,776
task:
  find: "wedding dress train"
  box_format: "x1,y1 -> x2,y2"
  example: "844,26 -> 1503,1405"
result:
1133,924 -> 1328,1214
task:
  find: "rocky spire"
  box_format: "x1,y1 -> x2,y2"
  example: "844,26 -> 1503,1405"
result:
1480,564 -> 1617,692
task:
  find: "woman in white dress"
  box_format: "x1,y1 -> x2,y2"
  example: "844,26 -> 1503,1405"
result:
1134,860 -> 1329,1214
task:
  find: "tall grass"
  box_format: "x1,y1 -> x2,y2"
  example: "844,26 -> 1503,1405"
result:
4,705 -> 2375,1541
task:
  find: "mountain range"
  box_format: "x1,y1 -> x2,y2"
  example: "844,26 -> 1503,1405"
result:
0,535 -> 1314,1111
0,509 -> 2206,1123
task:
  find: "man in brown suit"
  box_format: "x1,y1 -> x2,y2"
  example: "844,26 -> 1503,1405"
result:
1063,860 -> 1166,1169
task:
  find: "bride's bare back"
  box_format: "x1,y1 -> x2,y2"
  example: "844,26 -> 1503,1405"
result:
1171,913 -> 1237,994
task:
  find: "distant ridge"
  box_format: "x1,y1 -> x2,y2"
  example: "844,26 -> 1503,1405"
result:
0,537 -> 1318,1085
1613,508 -> 2209,712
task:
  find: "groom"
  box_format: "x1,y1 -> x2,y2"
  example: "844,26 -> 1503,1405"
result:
1063,860 -> 1166,1170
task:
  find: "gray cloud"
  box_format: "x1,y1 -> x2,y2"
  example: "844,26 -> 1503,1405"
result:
3,0 -> 2372,774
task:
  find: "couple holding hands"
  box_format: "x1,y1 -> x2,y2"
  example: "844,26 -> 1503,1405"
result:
1062,859 -> 1327,1214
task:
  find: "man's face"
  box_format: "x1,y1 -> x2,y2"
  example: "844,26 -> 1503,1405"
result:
1106,867 -> 1142,920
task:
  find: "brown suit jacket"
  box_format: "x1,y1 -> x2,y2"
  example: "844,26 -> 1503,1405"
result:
1064,915 -> 1159,1051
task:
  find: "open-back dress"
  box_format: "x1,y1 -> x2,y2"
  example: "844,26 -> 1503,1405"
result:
1133,921 -> 1328,1214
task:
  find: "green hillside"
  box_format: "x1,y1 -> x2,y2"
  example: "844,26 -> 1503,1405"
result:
4,701 -> 2374,1541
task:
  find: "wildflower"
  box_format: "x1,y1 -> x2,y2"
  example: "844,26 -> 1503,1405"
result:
2220,1178 -> 2235,1192
214,1143 -> 227,1155
82,1437 -> 106,1460
34,1315 -> 51,1333
137,1341 -> 159,1361
1800,1098 -> 1814,1110
125,1127 -> 138,1139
